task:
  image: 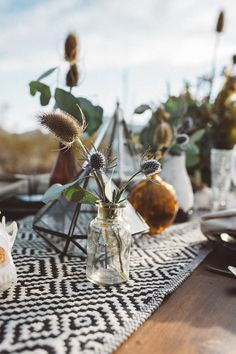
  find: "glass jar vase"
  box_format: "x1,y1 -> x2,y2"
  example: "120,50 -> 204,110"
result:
86,202 -> 131,286
211,148 -> 233,210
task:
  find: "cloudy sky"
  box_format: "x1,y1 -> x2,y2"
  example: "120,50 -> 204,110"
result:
0,0 -> 236,132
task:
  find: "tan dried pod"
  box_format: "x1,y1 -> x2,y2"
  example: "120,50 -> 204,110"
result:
38,110 -> 86,147
66,64 -> 79,87
0,247 -> 5,264
154,107 -> 170,122
65,33 -> 78,63
216,10 -> 224,33
154,121 -> 173,148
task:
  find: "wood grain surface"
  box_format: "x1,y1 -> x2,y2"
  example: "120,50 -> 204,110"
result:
115,246 -> 236,354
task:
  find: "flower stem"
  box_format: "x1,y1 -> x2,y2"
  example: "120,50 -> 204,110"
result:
75,137 -> 90,156
93,171 -> 107,201
111,227 -> 127,280
115,170 -> 141,202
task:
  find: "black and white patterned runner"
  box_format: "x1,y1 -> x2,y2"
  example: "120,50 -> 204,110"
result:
0,217 -> 211,354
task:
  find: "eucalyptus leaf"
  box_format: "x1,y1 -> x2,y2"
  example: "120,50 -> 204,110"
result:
42,178 -> 82,203
168,144 -> 183,156
29,81 -> 51,106
164,96 -> 186,118
190,129 -> 205,143
63,184 -> 98,204
134,104 -> 151,114
37,67 -> 57,81
140,126 -> 156,152
186,153 -> 200,167
42,183 -> 65,203
55,88 -> 79,118
186,142 -> 199,155
55,88 -> 103,136
77,97 -> 103,136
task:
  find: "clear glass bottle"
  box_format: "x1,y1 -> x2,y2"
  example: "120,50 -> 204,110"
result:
211,148 -> 233,210
86,202 -> 131,286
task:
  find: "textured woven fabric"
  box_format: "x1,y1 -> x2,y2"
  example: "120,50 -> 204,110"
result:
0,217 -> 211,354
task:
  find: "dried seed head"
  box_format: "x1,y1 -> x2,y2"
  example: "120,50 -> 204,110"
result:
154,121 -> 173,148
90,152 -> 106,170
154,106 -> 170,122
141,159 -> 161,176
232,55 -> 236,65
66,64 -> 79,87
38,111 -> 85,146
216,10 -> 224,33
64,33 -> 78,62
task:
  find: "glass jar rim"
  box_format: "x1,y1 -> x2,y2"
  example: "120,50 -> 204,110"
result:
96,200 -> 126,209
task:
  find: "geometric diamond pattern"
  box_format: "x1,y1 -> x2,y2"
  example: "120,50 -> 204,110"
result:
0,217 -> 211,354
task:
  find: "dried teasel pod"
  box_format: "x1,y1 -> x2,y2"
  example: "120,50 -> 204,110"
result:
66,64 -> 79,87
216,10 -> 224,33
38,110 -> 86,147
154,107 -> 170,122
232,55 -> 236,65
64,33 -> 78,63
154,121 -> 173,148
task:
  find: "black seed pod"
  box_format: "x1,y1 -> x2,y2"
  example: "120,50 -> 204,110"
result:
176,134 -> 189,145
141,159 -> 161,176
90,152 -> 106,170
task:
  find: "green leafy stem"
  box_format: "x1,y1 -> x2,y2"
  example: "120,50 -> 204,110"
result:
29,67 -> 103,136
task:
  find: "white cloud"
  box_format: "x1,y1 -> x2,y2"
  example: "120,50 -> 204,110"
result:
0,0 -> 236,132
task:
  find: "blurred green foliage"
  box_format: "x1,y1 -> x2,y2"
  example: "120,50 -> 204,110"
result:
135,73 -> 236,185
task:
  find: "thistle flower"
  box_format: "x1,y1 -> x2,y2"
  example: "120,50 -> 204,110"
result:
216,10 -> 224,33
66,64 -> 79,88
141,159 -> 161,176
90,152 -> 106,171
176,134 -> 189,145
64,33 -> 78,62
38,110 -> 86,147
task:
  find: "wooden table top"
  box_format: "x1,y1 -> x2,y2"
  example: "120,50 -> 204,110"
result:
115,246 -> 236,354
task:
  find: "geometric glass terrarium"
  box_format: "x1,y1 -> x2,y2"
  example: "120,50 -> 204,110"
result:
102,101 -> 140,184
33,103 -> 148,257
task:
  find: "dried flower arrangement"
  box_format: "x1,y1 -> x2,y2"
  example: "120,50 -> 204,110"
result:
135,66 -> 236,186
39,110 -> 161,206
29,33 -> 103,136
38,110 -> 161,285
134,104 -> 192,159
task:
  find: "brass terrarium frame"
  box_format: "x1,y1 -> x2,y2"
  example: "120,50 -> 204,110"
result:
33,103 -> 148,257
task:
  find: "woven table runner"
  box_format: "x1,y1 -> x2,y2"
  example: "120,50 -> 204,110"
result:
0,217 -> 211,354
